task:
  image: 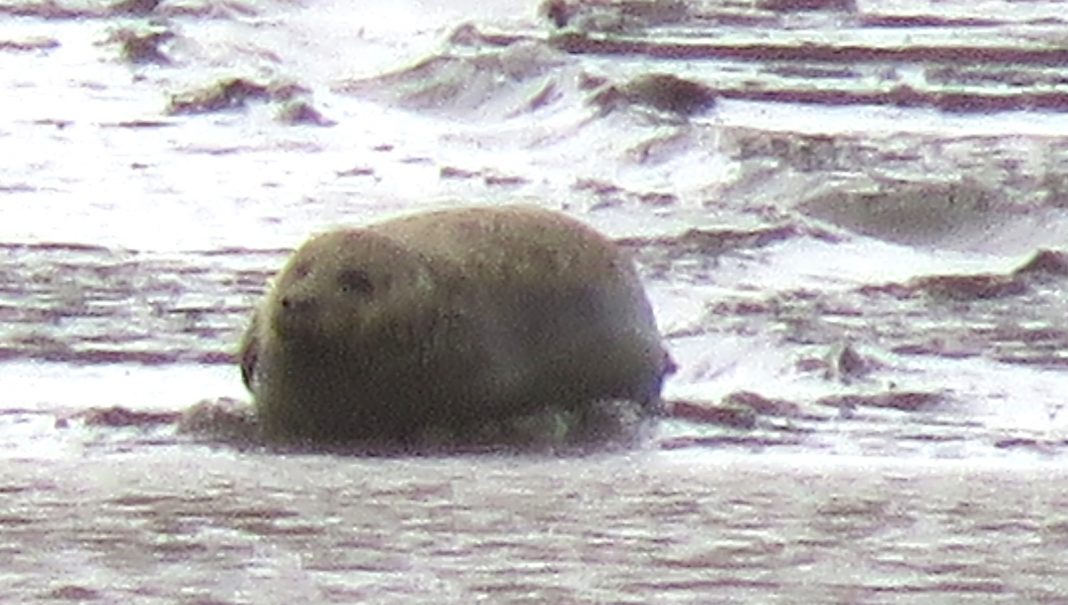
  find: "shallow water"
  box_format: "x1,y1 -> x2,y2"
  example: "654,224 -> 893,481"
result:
6,450 -> 1068,604
2,0 -> 1068,601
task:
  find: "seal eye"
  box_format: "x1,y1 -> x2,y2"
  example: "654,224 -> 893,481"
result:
337,268 -> 375,297
293,261 -> 313,279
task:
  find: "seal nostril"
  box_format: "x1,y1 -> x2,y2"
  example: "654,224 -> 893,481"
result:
280,296 -> 315,313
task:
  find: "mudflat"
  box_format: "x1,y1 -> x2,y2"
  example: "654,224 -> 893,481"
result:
1,449 -> 1063,603
3,0 -> 1068,602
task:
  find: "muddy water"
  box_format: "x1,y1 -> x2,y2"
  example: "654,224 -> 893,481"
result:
2,0 -> 1068,601
6,451 -> 1068,603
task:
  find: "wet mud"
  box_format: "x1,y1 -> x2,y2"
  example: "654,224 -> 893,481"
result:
5,451 -> 1068,603
2,0 -> 1068,601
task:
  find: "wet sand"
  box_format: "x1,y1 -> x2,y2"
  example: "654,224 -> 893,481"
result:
3,449 -> 1066,604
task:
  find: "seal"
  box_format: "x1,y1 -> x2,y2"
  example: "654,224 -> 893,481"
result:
240,205 -> 674,447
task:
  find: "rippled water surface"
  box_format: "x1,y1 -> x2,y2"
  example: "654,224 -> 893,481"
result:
2,0 -> 1068,601
7,451 -> 1068,603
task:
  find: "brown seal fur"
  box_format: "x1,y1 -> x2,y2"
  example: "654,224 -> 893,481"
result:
240,205 -> 674,446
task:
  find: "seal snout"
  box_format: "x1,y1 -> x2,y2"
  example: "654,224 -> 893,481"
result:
279,295 -> 318,315
274,294 -> 321,338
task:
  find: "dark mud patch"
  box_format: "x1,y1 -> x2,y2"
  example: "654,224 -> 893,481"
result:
76,406 -> 181,428
759,0 -> 855,11
620,223 -> 841,280
275,100 -> 335,126
623,130 -> 698,166
167,78 -> 308,115
722,391 -> 806,418
993,437 -> 1068,455
552,35 -> 1068,112
912,274 -> 1028,301
1014,249 -> 1068,281
860,248 -> 1067,304
45,585 -> 103,601
858,14 -> 1009,28
0,1 -> 90,19
862,273 -> 1029,302
0,37 -> 59,52
105,27 -> 174,65
0,183 -> 39,193
658,433 -> 804,451
618,224 -> 811,258
723,130 -> 1068,204
440,166 -> 481,180
333,40 -> 567,117
482,173 -> 529,187
572,179 -> 681,210
817,391 -> 946,412
177,397 -> 259,443
765,63 -> 861,81
668,400 -> 757,429
551,36 -> 1068,68
0,241 -> 115,253
666,391 -> 817,428
100,119 -> 175,129
440,166 -> 529,188
983,322 -> 1068,369
189,246 -> 291,258
927,64 -> 1068,90
588,73 -> 717,117
890,341 -> 982,360
336,166 -> 376,178
801,181 -> 1003,247
53,400 -> 258,446
0,0 -> 155,19
108,0 -> 161,15
539,0 -> 691,31
796,342 -> 880,383
540,0 -> 859,33
0,347 -> 230,365
0,0 -> 258,19
724,127 -> 864,173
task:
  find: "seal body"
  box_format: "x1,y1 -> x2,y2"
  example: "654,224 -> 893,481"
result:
240,205 -> 673,445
